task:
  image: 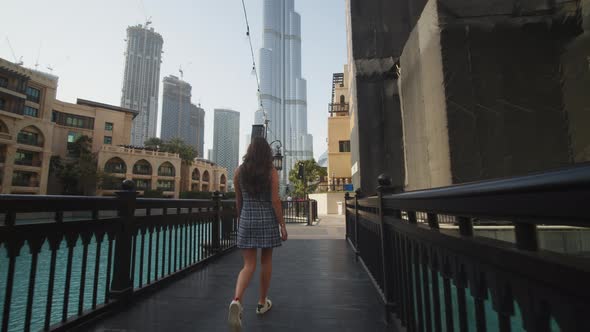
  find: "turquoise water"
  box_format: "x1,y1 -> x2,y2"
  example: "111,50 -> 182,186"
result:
410,264 -> 561,331
0,222 -> 213,332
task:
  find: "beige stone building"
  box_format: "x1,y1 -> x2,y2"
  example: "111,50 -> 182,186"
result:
0,58 -> 58,194
327,65 -> 353,191
97,146 -> 183,198
1,57 -> 228,197
52,99 -> 136,157
181,158 -> 228,193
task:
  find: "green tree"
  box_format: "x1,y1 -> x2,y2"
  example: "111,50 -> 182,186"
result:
143,189 -> 165,198
144,137 -> 196,164
288,159 -> 327,198
97,171 -> 120,190
164,138 -> 196,164
53,136 -> 99,195
144,137 -> 164,150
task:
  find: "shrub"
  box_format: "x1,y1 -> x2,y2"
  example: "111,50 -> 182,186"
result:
143,189 -> 166,198
180,191 -> 212,199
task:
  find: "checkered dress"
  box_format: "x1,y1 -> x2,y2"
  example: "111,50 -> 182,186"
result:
237,180 -> 282,249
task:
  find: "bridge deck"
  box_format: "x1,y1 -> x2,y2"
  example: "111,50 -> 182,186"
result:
84,216 -> 390,332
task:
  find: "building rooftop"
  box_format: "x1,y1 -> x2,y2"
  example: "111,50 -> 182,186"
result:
0,57 -> 59,87
77,99 -> 139,117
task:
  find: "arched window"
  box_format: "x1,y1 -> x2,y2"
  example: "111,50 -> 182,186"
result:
158,162 -> 175,177
105,157 -> 127,174
192,168 -> 201,181
202,170 -> 210,182
133,159 -> 152,175
17,126 -> 44,147
340,95 -> 345,104
220,174 -> 226,185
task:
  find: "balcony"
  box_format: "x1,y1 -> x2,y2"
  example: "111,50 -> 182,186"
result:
0,166 -> 588,331
14,159 -> 42,167
11,177 -> 39,187
329,102 -> 349,116
0,86 -> 26,100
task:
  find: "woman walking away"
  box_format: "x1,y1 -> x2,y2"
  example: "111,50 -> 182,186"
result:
228,137 -> 288,331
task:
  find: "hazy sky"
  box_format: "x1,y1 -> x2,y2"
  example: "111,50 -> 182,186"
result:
0,0 -> 347,160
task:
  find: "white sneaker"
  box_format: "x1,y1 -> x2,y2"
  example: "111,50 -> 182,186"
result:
256,298 -> 272,315
228,300 -> 243,331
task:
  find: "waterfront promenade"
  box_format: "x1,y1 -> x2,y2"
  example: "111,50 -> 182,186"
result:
84,215 -> 390,332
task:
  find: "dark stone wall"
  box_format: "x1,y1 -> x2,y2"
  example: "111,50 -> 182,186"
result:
348,0 -> 427,194
562,14 -> 590,162
355,77 -> 405,194
348,0 -> 586,192
442,23 -> 575,183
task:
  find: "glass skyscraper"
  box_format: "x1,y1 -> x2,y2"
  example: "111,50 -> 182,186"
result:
120,24 -> 163,146
161,75 -> 205,156
213,109 -> 240,183
259,0 -> 314,187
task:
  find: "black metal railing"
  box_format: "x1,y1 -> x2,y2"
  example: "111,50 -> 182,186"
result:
315,183 -> 352,193
0,185 -> 237,332
345,166 -> 590,331
282,200 -> 318,225
329,102 -> 349,116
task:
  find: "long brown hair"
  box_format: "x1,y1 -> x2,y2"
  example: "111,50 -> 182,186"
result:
240,137 -> 274,195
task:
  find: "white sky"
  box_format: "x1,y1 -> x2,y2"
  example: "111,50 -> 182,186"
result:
0,0 -> 347,160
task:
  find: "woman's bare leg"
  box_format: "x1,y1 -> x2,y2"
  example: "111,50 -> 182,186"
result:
234,249 -> 257,300
259,248 -> 273,304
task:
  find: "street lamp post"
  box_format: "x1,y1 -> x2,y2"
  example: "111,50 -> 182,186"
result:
269,140 -> 283,171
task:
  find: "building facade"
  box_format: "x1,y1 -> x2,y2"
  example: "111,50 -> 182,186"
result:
327,67 -> 352,191
212,109 -> 240,183
97,146 -> 182,198
120,24 -> 163,146
181,158 -> 228,193
1,58 -> 228,197
51,99 -> 136,157
259,0 -> 314,187
191,104 -> 205,158
0,58 -> 58,194
161,75 -> 205,156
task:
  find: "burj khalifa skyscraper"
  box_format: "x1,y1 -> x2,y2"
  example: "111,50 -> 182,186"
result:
258,0 -> 314,187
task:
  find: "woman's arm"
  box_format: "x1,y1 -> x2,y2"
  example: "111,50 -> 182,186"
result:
234,168 -> 242,222
271,169 -> 285,226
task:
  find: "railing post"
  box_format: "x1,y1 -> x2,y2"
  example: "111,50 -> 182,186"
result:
344,192 -> 350,240
212,191 -> 221,252
354,189 -> 362,260
110,180 -> 138,301
306,199 -> 313,226
457,216 -> 474,237
377,174 -> 396,323
515,223 -> 538,251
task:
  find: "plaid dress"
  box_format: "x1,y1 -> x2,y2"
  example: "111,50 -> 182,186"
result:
237,179 -> 282,249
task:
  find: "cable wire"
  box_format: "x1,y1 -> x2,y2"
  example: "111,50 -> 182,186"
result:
240,0 -> 268,124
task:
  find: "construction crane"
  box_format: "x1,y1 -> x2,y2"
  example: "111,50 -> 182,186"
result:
5,37 -> 23,65
34,41 -> 42,70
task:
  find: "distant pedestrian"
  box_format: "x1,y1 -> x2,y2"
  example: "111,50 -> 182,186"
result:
228,137 -> 288,331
